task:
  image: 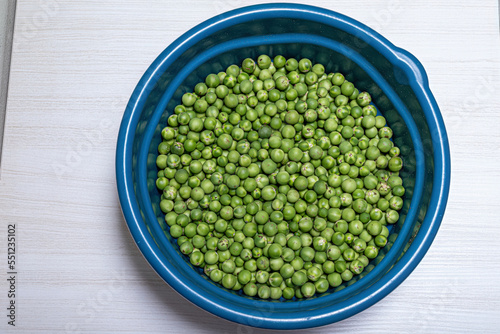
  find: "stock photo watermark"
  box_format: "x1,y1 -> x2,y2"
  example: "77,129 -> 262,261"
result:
50,96 -> 124,180
64,270 -> 127,334
15,0 -> 61,48
447,75 -> 497,132
370,0 -> 403,32
6,224 -> 17,327
51,117 -> 114,180
409,278 -> 460,333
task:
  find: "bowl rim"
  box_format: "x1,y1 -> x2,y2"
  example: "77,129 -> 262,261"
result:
116,3 -> 451,329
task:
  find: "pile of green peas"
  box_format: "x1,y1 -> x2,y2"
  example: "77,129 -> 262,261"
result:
155,54 -> 405,300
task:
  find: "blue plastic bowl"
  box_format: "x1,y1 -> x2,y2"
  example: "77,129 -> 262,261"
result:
116,3 -> 450,329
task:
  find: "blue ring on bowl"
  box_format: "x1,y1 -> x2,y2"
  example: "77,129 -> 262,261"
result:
116,3 -> 450,329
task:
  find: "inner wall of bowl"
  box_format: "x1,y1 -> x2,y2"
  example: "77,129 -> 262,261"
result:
134,18 -> 432,306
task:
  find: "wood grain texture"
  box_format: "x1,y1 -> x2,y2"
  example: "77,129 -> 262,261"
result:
1,0 -> 499,333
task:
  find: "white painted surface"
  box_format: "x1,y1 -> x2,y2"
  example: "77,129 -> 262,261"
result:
1,0 -> 499,333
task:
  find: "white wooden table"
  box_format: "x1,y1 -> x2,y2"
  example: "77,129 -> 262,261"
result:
1,1 -> 499,333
